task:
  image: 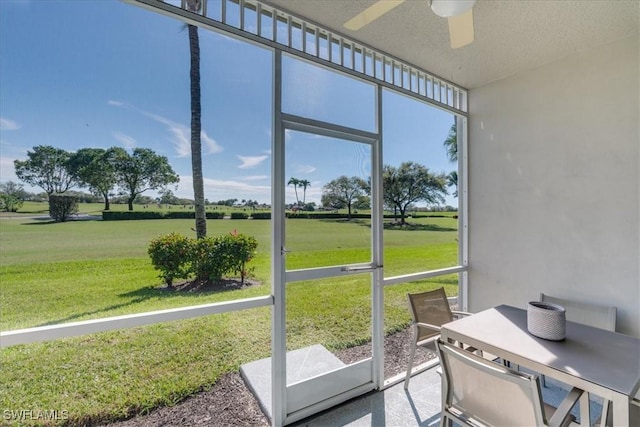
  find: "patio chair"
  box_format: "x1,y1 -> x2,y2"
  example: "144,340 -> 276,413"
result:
539,293 -> 617,426
404,287 -> 471,389
436,339 -> 583,427
538,293 -> 616,388
539,293 -> 616,331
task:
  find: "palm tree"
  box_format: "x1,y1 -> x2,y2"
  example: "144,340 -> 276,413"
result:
443,121 -> 458,197
443,121 -> 457,162
288,177 -> 300,205
187,0 -> 206,239
299,179 -> 311,204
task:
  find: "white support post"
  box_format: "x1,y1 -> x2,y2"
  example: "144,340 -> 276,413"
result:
271,49 -> 286,427
371,84 -> 385,389
459,115 -> 469,312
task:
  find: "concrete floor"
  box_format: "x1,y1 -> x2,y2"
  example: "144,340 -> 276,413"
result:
292,367 -> 443,427
242,345 -> 605,427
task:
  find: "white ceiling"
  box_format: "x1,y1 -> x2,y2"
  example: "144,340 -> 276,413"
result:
264,0 -> 639,89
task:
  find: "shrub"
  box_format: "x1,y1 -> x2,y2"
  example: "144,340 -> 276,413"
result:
190,236 -> 228,284
206,211 -> 225,219
250,212 -> 271,219
48,193 -> 78,222
148,233 -> 193,287
164,211 -> 195,219
0,194 -> 23,212
217,230 -> 258,284
148,231 -> 259,287
102,211 -> 164,220
230,212 -> 249,219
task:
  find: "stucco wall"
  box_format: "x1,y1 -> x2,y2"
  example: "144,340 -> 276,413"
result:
467,35 -> 639,336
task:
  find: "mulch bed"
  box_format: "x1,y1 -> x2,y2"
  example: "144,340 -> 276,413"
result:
106,328 -> 434,427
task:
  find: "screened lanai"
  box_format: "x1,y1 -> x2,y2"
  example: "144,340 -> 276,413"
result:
1,0 -> 638,426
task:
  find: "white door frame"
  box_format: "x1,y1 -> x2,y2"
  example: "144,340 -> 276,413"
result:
271,51 -> 384,426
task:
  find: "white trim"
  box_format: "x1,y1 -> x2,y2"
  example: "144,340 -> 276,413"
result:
271,49 -> 287,427
124,0 -> 468,115
285,263 -> 376,282
371,84 -> 385,389
383,266 -> 467,287
0,296 -> 272,348
459,115 -> 469,312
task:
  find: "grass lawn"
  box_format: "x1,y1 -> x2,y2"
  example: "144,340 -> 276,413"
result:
0,213 -> 459,425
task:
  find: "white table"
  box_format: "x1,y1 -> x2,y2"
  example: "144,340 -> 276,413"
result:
440,305 -> 640,426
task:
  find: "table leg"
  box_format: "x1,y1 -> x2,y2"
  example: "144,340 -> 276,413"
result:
612,393 -> 630,427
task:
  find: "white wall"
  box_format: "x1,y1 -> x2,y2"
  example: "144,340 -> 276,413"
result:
467,35 -> 639,336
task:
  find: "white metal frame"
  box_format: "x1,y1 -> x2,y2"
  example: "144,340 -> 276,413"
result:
125,0 -> 468,115
274,92 -> 383,424
2,2 -> 471,426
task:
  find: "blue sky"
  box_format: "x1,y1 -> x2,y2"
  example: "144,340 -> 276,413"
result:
0,0 -> 456,207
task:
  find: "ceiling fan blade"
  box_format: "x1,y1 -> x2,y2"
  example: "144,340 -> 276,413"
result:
447,8 -> 474,49
343,0 -> 405,31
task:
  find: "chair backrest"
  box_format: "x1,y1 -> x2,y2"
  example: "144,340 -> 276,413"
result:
436,340 -> 547,427
407,288 -> 453,342
540,293 -> 616,331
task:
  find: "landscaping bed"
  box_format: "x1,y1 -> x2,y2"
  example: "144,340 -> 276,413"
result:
106,327 -> 432,426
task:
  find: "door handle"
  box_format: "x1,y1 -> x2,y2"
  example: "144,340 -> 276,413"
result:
340,265 -> 382,272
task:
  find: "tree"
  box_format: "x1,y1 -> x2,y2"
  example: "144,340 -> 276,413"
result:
68,148 -> 119,210
288,177 -> 301,205
447,171 -> 458,198
299,179 -> 311,204
158,189 -> 179,205
113,148 -> 180,211
0,181 -> 25,212
443,121 -> 458,197
383,162 -> 448,224
321,175 -> 368,220
444,122 -> 457,162
14,145 -> 75,195
186,0 -> 207,239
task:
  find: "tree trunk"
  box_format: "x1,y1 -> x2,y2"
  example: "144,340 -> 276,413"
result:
189,23 -> 207,239
102,191 -> 110,211
399,206 -> 406,224
347,203 -> 352,220
128,195 -> 134,211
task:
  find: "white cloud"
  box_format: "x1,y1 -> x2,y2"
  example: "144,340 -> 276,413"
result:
108,101 -> 223,157
296,164 -> 317,174
241,175 -> 269,181
237,155 -> 268,169
201,130 -> 222,155
113,132 -> 137,149
0,118 -> 20,131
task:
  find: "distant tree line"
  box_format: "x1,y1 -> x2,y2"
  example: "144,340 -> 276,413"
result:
13,145 -> 179,211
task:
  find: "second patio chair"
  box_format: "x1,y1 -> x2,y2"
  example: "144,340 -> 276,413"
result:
404,287 -> 471,389
436,339 -> 583,427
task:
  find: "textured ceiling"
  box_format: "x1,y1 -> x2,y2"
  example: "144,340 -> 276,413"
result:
264,0 -> 639,89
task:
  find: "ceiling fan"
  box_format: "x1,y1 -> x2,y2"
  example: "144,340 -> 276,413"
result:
343,0 -> 476,49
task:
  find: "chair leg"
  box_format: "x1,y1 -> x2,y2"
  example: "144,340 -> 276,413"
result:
404,340 -> 417,390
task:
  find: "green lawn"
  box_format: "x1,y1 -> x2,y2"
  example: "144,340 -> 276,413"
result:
0,213 -> 459,425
